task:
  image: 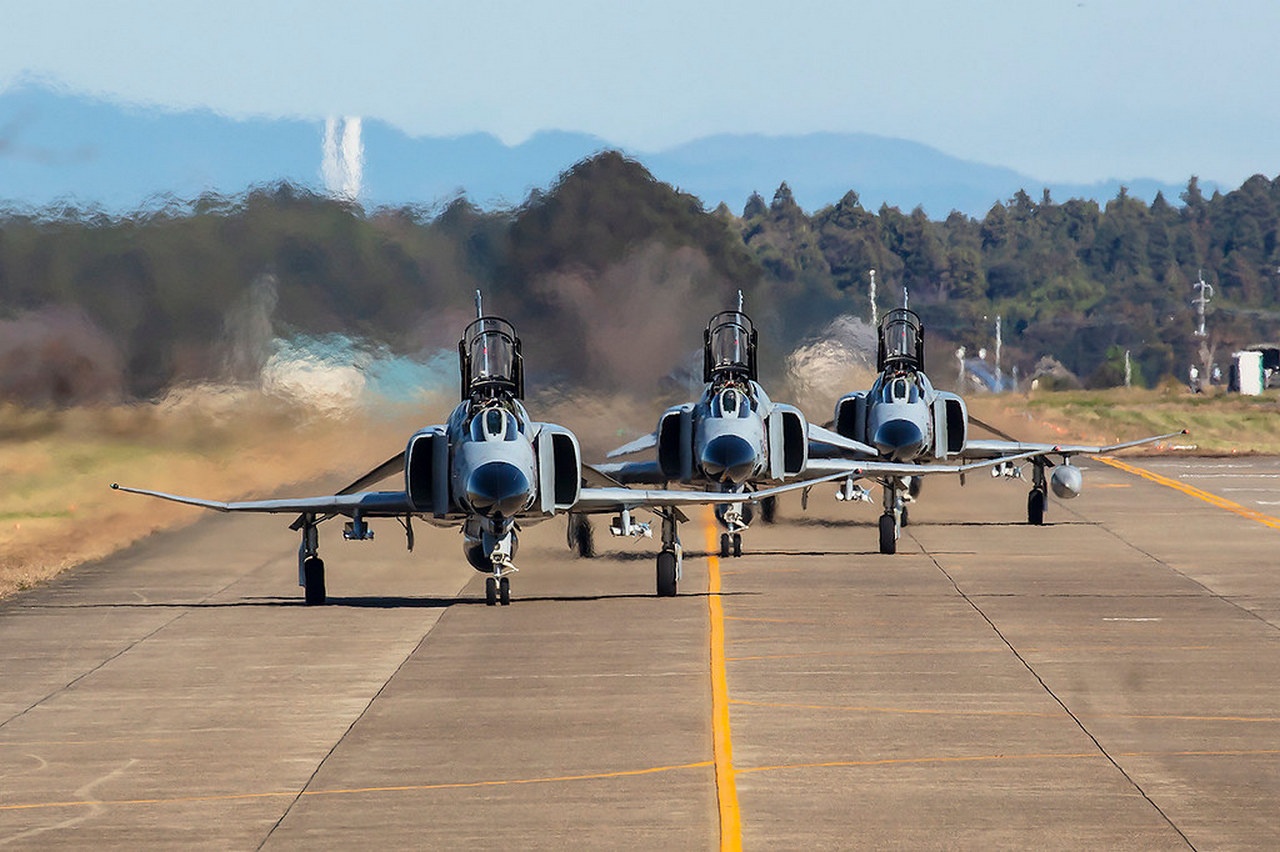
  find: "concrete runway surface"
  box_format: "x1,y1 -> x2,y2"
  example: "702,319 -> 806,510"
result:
2,456 -> 1278,849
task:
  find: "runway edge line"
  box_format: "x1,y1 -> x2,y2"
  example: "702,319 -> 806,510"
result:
1099,457 -> 1280,530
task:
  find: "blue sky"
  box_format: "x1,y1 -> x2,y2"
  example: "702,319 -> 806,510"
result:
2,0 -> 1277,186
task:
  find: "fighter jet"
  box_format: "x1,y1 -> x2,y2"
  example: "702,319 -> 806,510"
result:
826,305 -> 1184,552
596,294 -> 946,559
113,294 -> 823,605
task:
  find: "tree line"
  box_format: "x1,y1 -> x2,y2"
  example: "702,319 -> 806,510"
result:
1,150 -> 1277,404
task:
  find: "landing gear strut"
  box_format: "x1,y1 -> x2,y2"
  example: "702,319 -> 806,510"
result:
656,509 -> 682,597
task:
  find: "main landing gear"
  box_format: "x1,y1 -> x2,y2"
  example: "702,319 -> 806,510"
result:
566,513 -> 595,557
878,478 -> 907,555
1028,459 -> 1048,526
295,515 -> 327,605
656,509 -> 682,597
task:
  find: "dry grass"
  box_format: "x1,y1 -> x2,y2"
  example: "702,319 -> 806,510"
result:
966,385 -> 1280,455
0,389 -> 425,599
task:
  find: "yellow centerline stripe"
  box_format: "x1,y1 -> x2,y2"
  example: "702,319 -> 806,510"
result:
705,514 -> 742,851
0,761 -> 715,812
1098,457 -> 1280,529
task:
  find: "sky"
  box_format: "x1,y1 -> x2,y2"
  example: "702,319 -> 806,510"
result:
1,0 -> 1277,187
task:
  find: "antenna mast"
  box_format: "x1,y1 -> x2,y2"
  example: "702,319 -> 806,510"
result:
474,289 -> 484,319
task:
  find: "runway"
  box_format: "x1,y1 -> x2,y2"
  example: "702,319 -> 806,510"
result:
2,456 -> 1279,849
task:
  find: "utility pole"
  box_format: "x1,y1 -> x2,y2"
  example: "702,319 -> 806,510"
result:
994,314 -> 1003,390
1191,270 -> 1214,388
1192,270 -> 1212,338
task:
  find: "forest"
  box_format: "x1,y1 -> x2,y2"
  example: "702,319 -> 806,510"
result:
1,150 -> 1278,404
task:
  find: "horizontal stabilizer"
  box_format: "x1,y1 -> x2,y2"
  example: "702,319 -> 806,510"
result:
807,423 -> 877,457
605,432 -> 658,459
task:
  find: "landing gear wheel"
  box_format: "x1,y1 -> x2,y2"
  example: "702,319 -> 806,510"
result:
656,549 -> 678,597
901,506 -> 910,527
720,533 -> 731,558
303,557 -> 326,606
878,514 -> 897,555
571,515 -> 595,557
498,576 -> 511,606
485,576 -> 498,606
1028,488 -> 1047,526
761,496 -> 777,524
731,533 -> 742,558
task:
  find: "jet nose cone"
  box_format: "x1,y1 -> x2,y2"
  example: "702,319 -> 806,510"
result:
701,434 -> 757,484
465,462 -> 531,517
872,419 -> 925,462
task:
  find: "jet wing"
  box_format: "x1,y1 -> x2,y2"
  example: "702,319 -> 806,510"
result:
111,483 -> 415,516
336,452 -> 406,495
801,450 -> 1043,480
961,430 -> 1186,461
593,460 -> 668,485
806,423 -> 878,457
605,432 -> 658,458
572,472 -> 851,514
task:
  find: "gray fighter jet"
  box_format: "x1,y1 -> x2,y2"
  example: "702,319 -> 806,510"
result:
826,306 -> 1184,552
596,295 -> 973,559
113,295 -> 823,604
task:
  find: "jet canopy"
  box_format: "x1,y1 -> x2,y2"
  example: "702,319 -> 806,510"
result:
703,309 -> 758,382
877,308 -> 924,372
459,316 -> 525,400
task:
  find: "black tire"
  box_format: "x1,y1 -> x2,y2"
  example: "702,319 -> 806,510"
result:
901,506 -> 910,527
485,576 -> 498,606
878,514 -> 897,555
657,550 -> 678,597
719,533 -> 731,558
1028,488 -> 1046,526
761,496 -> 777,524
499,576 -> 511,606
574,516 -> 595,558
303,557 -> 326,606
732,533 -> 742,558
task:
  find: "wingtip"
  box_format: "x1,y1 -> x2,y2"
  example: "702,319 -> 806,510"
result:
110,482 -> 119,490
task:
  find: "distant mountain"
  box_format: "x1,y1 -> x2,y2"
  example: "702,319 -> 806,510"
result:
0,82 -> 1203,218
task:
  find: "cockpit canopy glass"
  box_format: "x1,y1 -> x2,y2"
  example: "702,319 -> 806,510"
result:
707,311 -> 755,373
463,318 -> 518,391
469,405 -> 520,442
711,387 -> 752,418
879,308 -> 921,368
